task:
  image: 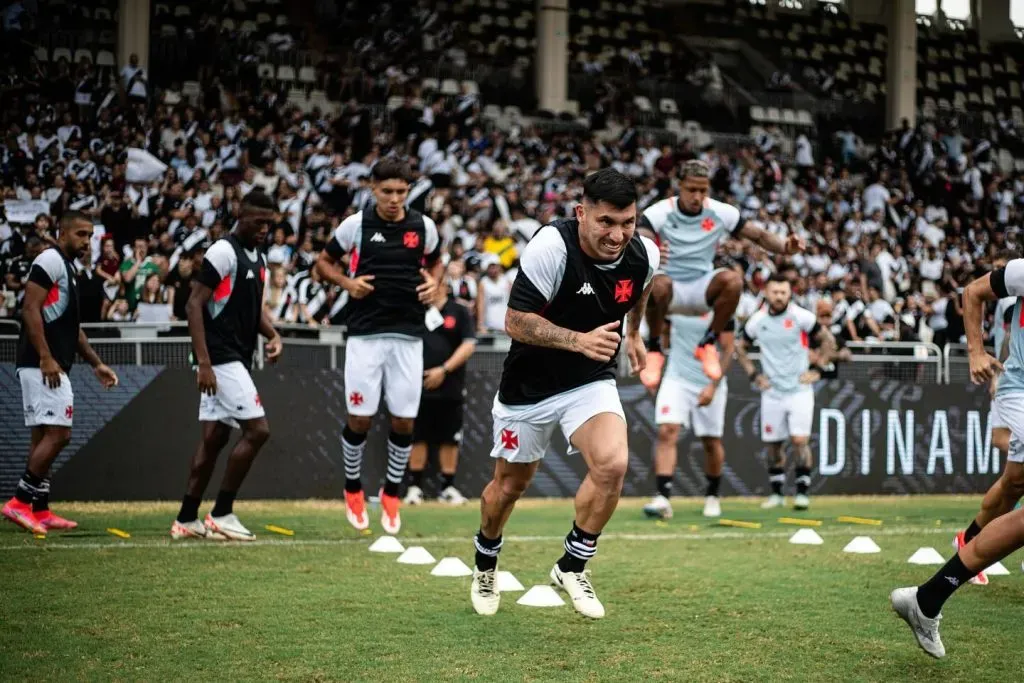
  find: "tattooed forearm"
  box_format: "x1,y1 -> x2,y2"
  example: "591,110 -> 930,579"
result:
506,310 -> 579,351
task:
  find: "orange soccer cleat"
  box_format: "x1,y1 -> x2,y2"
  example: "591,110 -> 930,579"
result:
345,489 -> 369,531
2,498 -> 45,535
379,489 -> 402,535
695,343 -> 722,381
35,510 -> 78,530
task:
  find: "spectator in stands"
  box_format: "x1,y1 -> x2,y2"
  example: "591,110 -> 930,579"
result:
475,255 -> 510,335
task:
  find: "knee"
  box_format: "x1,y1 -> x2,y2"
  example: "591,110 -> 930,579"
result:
498,473 -> 531,501
651,274 -> 672,302
49,428 -> 72,450
657,424 -> 680,445
245,422 -> 270,447
993,429 -> 1011,454
348,415 -> 372,434
717,269 -> 743,297
390,417 -> 415,435
1002,466 -> 1024,496
588,449 -> 629,490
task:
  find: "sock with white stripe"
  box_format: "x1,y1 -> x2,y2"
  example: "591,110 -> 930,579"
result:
14,470 -> 44,505
382,431 -> 412,497
557,522 -> 600,574
474,530 -> 503,572
342,426 -> 367,494
32,477 -> 51,512
768,467 -> 785,496
795,466 -> 811,495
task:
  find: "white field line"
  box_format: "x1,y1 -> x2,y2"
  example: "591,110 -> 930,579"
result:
0,525 -> 961,552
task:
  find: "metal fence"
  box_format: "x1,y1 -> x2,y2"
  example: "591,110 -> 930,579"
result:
0,323 -> 947,383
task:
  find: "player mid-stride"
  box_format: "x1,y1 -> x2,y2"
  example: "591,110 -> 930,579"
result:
469,168 -> 660,619
638,159 -> 803,388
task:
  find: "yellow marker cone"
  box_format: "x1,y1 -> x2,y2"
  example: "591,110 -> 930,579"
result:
778,517 -> 823,527
106,528 -> 130,539
33,533 -> 46,540
689,525 -> 699,532
654,520 -> 669,528
264,524 -> 294,536
837,515 -> 883,526
360,528 -> 373,536
719,519 -> 762,529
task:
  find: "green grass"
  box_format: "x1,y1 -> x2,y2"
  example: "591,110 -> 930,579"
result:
1,496 -> 1021,682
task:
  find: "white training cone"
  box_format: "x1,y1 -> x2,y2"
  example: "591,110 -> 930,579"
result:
907,547 -> 945,565
431,557 -> 473,577
396,546 -> 436,565
516,585 -> 565,607
496,570 -> 525,592
843,536 -> 881,554
368,535 -> 405,553
985,561 -> 1010,576
789,528 -> 824,545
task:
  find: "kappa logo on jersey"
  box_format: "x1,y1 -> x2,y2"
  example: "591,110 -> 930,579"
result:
576,282 -> 595,295
701,217 -> 715,232
349,392 -> 364,407
370,232 -> 386,243
246,269 -> 255,280
500,428 -> 519,450
614,279 -> 634,303
403,231 -> 420,249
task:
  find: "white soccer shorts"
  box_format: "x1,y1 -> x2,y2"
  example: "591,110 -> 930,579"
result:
490,379 -> 625,464
344,336 -> 423,419
760,388 -> 814,442
994,393 -> 1024,463
668,268 -> 728,316
991,398 -> 1007,430
19,368 -> 74,427
198,361 -> 266,428
655,376 -> 727,437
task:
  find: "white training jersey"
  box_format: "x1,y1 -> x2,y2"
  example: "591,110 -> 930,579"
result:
744,302 -> 817,394
641,196 -> 742,283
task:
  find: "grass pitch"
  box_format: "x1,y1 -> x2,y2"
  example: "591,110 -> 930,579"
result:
1,496 -> 1021,682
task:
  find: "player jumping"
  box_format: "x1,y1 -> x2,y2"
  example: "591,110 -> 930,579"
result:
3,212 -> 119,535
171,190 -> 283,541
643,312 -> 735,520
735,274 -> 834,511
469,168 -> 659,619
638,160 -> 803,388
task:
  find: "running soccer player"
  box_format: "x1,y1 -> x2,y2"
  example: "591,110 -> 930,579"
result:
2,211 -> 119,535
315,158 -> 440,534
637,160 -> 803,388
891,258 -> 1024,659
643,312 -> 735,520
734,274 -> 834,511
171,190 -> 283,541
470,168 -> 659,619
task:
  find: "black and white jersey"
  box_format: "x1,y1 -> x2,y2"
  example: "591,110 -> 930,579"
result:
499,219 -> 659,405
16,248 -> 80,372
325,208 -> 440,338
194,234 -> 266,369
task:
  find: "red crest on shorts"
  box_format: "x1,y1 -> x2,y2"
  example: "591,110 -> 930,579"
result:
783,318 -> 794,329
65,405 -> 74,419
349,392 -> 364,407
701,217 -> 715,232
254,394 -> 261,407
660,405 -> 671,415
765,424 -> 773,434
443,315 -> 456,329
614,279 -> 634,304
403,231 -> 420,249
500,428 -> 519,450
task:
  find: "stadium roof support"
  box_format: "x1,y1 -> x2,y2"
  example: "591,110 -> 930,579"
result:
537,0 -> 569,114
886,0 -> 917,129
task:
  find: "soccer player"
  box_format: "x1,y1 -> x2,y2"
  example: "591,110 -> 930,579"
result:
404,263 -> 477,505
891,259 -> 1024,659
2,211 -> 119,535
469,168 -> 660,619
637,159 -> 803,388
643,312 -> 735,520
734,274 -> 834,511
315,158 -> 440,534
171,190 -> 283,541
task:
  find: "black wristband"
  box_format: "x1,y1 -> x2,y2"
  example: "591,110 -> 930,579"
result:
748,370 -> 759,381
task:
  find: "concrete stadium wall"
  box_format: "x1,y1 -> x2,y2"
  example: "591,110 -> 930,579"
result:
0,364 -> 1002,501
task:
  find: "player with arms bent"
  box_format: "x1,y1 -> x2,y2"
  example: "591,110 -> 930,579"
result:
3,212 -> 118,535
470,168 -> 660,619
891,258 -> 1024,658
638,160 -> 803,387
171,190 -> 283,541
316,158 -> 440,534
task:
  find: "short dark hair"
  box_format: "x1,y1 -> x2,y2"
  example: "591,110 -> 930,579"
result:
371,158 -> 412,184
242,189 -> 276,212
995,248 -> 1019,262
766,272 -> 791,285
60,210 -> 91,232
582,168 -> 636,210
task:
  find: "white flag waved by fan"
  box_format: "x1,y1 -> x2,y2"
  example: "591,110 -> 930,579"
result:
126,148 -> 168,184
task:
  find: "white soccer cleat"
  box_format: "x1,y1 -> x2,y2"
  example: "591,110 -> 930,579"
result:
890,587 -> 946,658
793,494 -> 810,511
642,494 -> 673,519
403,485 -> 424,506
170,519 -> 208,540
761,494 -> 785,509
471,568 -> 501,616
703,496 -> 721,518
204,513 -> 256,541
550,564 -> 605,619
439,486 -> 468,505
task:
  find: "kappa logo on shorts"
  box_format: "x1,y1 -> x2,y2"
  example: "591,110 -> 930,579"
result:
349,391 -> 364,407
500,428 -> 519,450
64,406 -> 73,419
236,405 -> 244,411
44,409 -> 55,417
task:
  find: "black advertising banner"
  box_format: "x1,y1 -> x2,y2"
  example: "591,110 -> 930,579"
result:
0,364 -> 1001,501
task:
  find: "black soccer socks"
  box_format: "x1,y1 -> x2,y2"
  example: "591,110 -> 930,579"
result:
342,426 -> 367,493
916,553 -> 975,618
383,432 -> 412,497
558,522 -> 600,574
474,530 -> 503,572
